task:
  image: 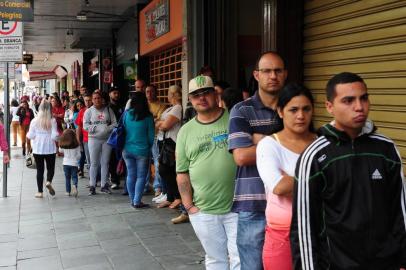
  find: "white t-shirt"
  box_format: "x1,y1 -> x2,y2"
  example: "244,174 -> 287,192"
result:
157,104 -> 182,142
257,135 -> 299,229
10,106 -> 19,122
59,146 -> 81,166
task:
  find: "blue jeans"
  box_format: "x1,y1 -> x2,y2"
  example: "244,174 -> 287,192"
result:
152,139 -> 166,193
122,151 -> 149,205
237,211 -> 266,270
63,165 -> 78,193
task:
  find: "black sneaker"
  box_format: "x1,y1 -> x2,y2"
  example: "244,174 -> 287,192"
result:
132,202 -> 150,209
88,186 -> 96,196
100,184 -> 112,194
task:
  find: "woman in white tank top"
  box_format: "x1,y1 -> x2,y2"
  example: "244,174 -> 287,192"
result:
257,83 -> 317,270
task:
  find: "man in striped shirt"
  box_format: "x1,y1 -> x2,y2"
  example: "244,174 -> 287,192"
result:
228,51 -> 287,270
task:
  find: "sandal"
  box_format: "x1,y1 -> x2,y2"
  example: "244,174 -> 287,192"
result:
169,199 -> 182,209
157,201 -> 171,208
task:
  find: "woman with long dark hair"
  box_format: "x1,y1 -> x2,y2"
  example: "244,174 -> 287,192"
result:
256,83 -> 316,269
27,100 -> 59,198
122,92 -> 154,208
50,95 -> 65,134
51,95 -> 65,156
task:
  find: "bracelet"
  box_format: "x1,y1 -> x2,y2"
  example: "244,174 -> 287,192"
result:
184,204 -> 194,212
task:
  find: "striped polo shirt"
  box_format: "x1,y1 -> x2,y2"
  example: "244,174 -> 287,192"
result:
228,91 -> 283,212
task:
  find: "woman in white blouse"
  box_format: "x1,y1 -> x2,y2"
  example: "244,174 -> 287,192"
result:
256,84 -> 317,270
27,100 -> 59,198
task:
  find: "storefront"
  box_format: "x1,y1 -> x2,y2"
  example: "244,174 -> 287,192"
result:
301,0 -> 406,164
139,0 -> 183,102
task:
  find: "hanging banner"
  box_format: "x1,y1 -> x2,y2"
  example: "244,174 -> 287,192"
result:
0,0 -> 34,22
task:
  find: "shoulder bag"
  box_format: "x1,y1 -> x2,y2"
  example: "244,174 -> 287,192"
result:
107,110 -> 127,151
158,132 -> 176,168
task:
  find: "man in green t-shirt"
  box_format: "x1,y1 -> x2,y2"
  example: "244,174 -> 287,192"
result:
176,75 -> 240,270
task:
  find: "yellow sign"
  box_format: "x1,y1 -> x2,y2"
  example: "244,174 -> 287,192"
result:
0,0 -> 33,22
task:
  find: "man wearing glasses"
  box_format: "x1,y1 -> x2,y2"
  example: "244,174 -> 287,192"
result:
228,51 -> 288,269
176,75 -> 240,269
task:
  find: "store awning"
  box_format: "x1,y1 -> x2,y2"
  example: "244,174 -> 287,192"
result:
28,71 -> 57,81
28,65 -> 68,81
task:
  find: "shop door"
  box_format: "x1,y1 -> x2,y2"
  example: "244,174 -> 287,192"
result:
150,44 -> 182,103
303,0 -> 406,165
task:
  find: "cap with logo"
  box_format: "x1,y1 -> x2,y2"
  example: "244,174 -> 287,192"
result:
188,75 -> 214,95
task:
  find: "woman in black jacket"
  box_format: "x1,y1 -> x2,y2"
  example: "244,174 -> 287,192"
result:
16,100 -> 34,156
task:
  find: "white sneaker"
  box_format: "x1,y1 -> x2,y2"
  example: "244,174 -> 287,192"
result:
152,193 -> 163,202
155,194 -> 167,204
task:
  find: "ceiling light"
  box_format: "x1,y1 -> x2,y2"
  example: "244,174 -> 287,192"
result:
76,11 -> 87,21
76,14 -> 87,21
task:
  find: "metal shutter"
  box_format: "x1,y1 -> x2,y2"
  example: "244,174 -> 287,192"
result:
303,0 -> 406,167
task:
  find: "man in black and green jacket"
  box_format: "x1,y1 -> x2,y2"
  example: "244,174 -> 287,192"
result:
291,72 -> 406,270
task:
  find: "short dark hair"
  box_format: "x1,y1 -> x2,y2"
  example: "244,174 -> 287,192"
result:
59,129 -> 79,149
11,99 -> 19,107
278,83 -> 315,132
326,72 -> 366,101
92,91 -> 102,98
255,51 -> 285,70
221,88 -> 243,112
109,86 -> 119,93
73,90 -> 80,97
214,80 -> 230,90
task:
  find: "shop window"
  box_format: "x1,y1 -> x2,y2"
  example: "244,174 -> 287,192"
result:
149,44 -> 182,103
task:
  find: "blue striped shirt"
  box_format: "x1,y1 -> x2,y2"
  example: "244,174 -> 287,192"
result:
228,91 -> 283,212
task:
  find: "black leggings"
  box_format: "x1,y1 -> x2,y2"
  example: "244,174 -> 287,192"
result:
158,163 -> 180,202
33,154 -> 56,192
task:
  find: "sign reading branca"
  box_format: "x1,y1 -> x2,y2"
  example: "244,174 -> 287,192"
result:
0,0 -> 33,22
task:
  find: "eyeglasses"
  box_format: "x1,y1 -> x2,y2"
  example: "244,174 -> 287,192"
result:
257,68 -> 284,75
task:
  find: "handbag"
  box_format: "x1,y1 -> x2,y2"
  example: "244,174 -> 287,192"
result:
116,158 -> 126,176
158,134 -> 176,167
26,153 -> 36,169
107,110 -> 127,151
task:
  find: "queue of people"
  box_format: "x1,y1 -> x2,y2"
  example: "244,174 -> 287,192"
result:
4,50 -> 406,270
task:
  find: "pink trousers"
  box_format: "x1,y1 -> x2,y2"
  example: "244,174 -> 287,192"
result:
263,225 -> 292,270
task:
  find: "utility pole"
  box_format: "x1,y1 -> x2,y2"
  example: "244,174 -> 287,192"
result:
3,62 -> 9,197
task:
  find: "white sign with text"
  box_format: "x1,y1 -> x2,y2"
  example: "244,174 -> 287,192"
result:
0,21 -> 23,62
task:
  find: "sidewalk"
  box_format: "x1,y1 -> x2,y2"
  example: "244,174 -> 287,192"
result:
0,148 -> 204,270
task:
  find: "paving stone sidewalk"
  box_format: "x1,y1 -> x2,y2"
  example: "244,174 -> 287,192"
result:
0,148 -> 204,270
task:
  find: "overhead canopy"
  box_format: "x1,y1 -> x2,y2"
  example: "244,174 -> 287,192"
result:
29,65 -> 68,81
28,71 -> 56,81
